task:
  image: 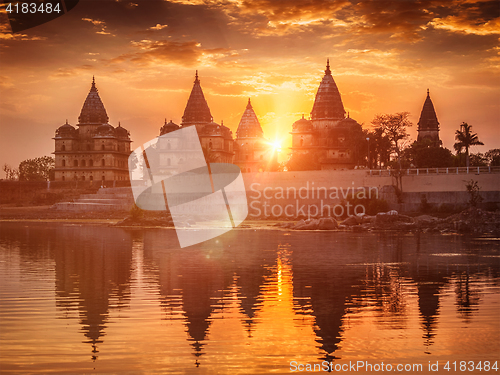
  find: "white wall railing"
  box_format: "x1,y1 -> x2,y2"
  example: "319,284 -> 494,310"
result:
366,166 -> 500,177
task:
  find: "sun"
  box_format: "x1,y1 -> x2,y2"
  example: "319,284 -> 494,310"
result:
272,140 -> 282,152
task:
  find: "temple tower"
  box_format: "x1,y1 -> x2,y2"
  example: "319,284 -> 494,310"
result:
53,78 -> 131,182
417,89 -> 441,145
234,99 -> 276,172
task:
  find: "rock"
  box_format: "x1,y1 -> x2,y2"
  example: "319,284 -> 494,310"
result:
361,215 -> 375,224
341,216 -> 358,226
414,215 -> 438,224
318,217 -> 338,230
398,214 -> 414,223
375,212 -> 399,225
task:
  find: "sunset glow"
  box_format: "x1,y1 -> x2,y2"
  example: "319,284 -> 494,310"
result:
0,0 -> 499,173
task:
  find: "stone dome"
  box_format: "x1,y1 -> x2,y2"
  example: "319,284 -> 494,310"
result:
292,116 -> 313,132
115,122 -> 130,139
55,120 -> 76,138
160,119 -> 180,135
199,121 -> 233,139
338,116 -> 359,128
94,123 -> 115,137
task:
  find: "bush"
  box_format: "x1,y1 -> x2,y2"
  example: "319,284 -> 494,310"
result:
130,204 -> 144,220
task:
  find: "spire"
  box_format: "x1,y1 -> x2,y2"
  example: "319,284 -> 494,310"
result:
181,71 -> 213,126
78,77 -> 109,124
417,89 -> 440,143
236,99 -> 264,139
325,58 -> 331,76
418,89 -> 439,131
310,60 -> 345,120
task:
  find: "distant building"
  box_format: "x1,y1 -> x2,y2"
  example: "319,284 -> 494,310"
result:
417,89 -> 441,145
289,60 -> 363,170
234,99 -> 277,173
53,78 -> 131,182
159,72 -> 234,165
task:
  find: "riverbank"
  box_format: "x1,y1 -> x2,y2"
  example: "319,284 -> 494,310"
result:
2,204 -> 499,236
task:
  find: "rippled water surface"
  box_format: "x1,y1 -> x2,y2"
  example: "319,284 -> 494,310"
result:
0,223 -> 499,374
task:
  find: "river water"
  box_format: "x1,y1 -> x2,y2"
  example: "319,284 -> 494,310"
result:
0,223 -> 499,374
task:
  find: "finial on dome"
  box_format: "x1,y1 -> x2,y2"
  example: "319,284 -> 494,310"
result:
347,112 -> 350,118
302,114 -> 304,119
118,121 -> 121,127
427,88 -> 430,97
91,76 -> 97,91
165,118 -> 167,125
325,58 -> 331,75
221,119 -> 224,126
246,98 -> 252,109
194,70 -> 199,83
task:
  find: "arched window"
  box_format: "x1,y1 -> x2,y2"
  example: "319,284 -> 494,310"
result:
90,176 -> 93,181
81,160 -> 86,167
209,141 -> 213,149
81,176 -> 85,181
101,159 -> 105,166
87,144 -> 91,151
61,144 -> 66,151
62,176 -> 65,181
89,160 -> 93,167
101,144 -> 105,151
167,142 -> 171,150
167,158 -> 171,166
102,175 -> 105,181
74,160 -> 78,167
300,138 -> 304,147
62,160 -> 66,167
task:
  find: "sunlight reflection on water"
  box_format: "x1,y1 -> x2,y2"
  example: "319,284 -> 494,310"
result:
0,223 -> 499,374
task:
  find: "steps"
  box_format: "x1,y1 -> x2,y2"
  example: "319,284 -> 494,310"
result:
51,187 -> 135,211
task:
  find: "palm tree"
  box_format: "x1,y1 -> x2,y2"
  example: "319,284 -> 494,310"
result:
454,122 -> 484,168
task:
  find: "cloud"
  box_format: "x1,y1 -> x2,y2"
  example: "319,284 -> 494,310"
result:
149,23 -> 169,30
82,17 -> 113,35
50,65 -> 95,78
429,15 -> 500,36
107,39 -> 231,67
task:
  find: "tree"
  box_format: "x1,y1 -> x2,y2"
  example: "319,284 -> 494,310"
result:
469,153 -> 488,167
406,139 -> 454,168
371,112 -> 412,171
366,128 -> 391,168
485,148 -> 500,166
453,122 -> 484,168
371,112 -> 413,197
18,156 -> 55,181
2,164 -> 19,180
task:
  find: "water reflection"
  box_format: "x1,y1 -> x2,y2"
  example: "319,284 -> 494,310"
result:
0,223 -> 499,372
53,226 -> 132,360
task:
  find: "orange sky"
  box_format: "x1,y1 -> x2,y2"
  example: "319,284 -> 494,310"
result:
1,0 -> 499,174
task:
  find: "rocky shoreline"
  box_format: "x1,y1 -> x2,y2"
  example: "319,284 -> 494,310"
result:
1,205 -> 499,236
274,207 -> 500,235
